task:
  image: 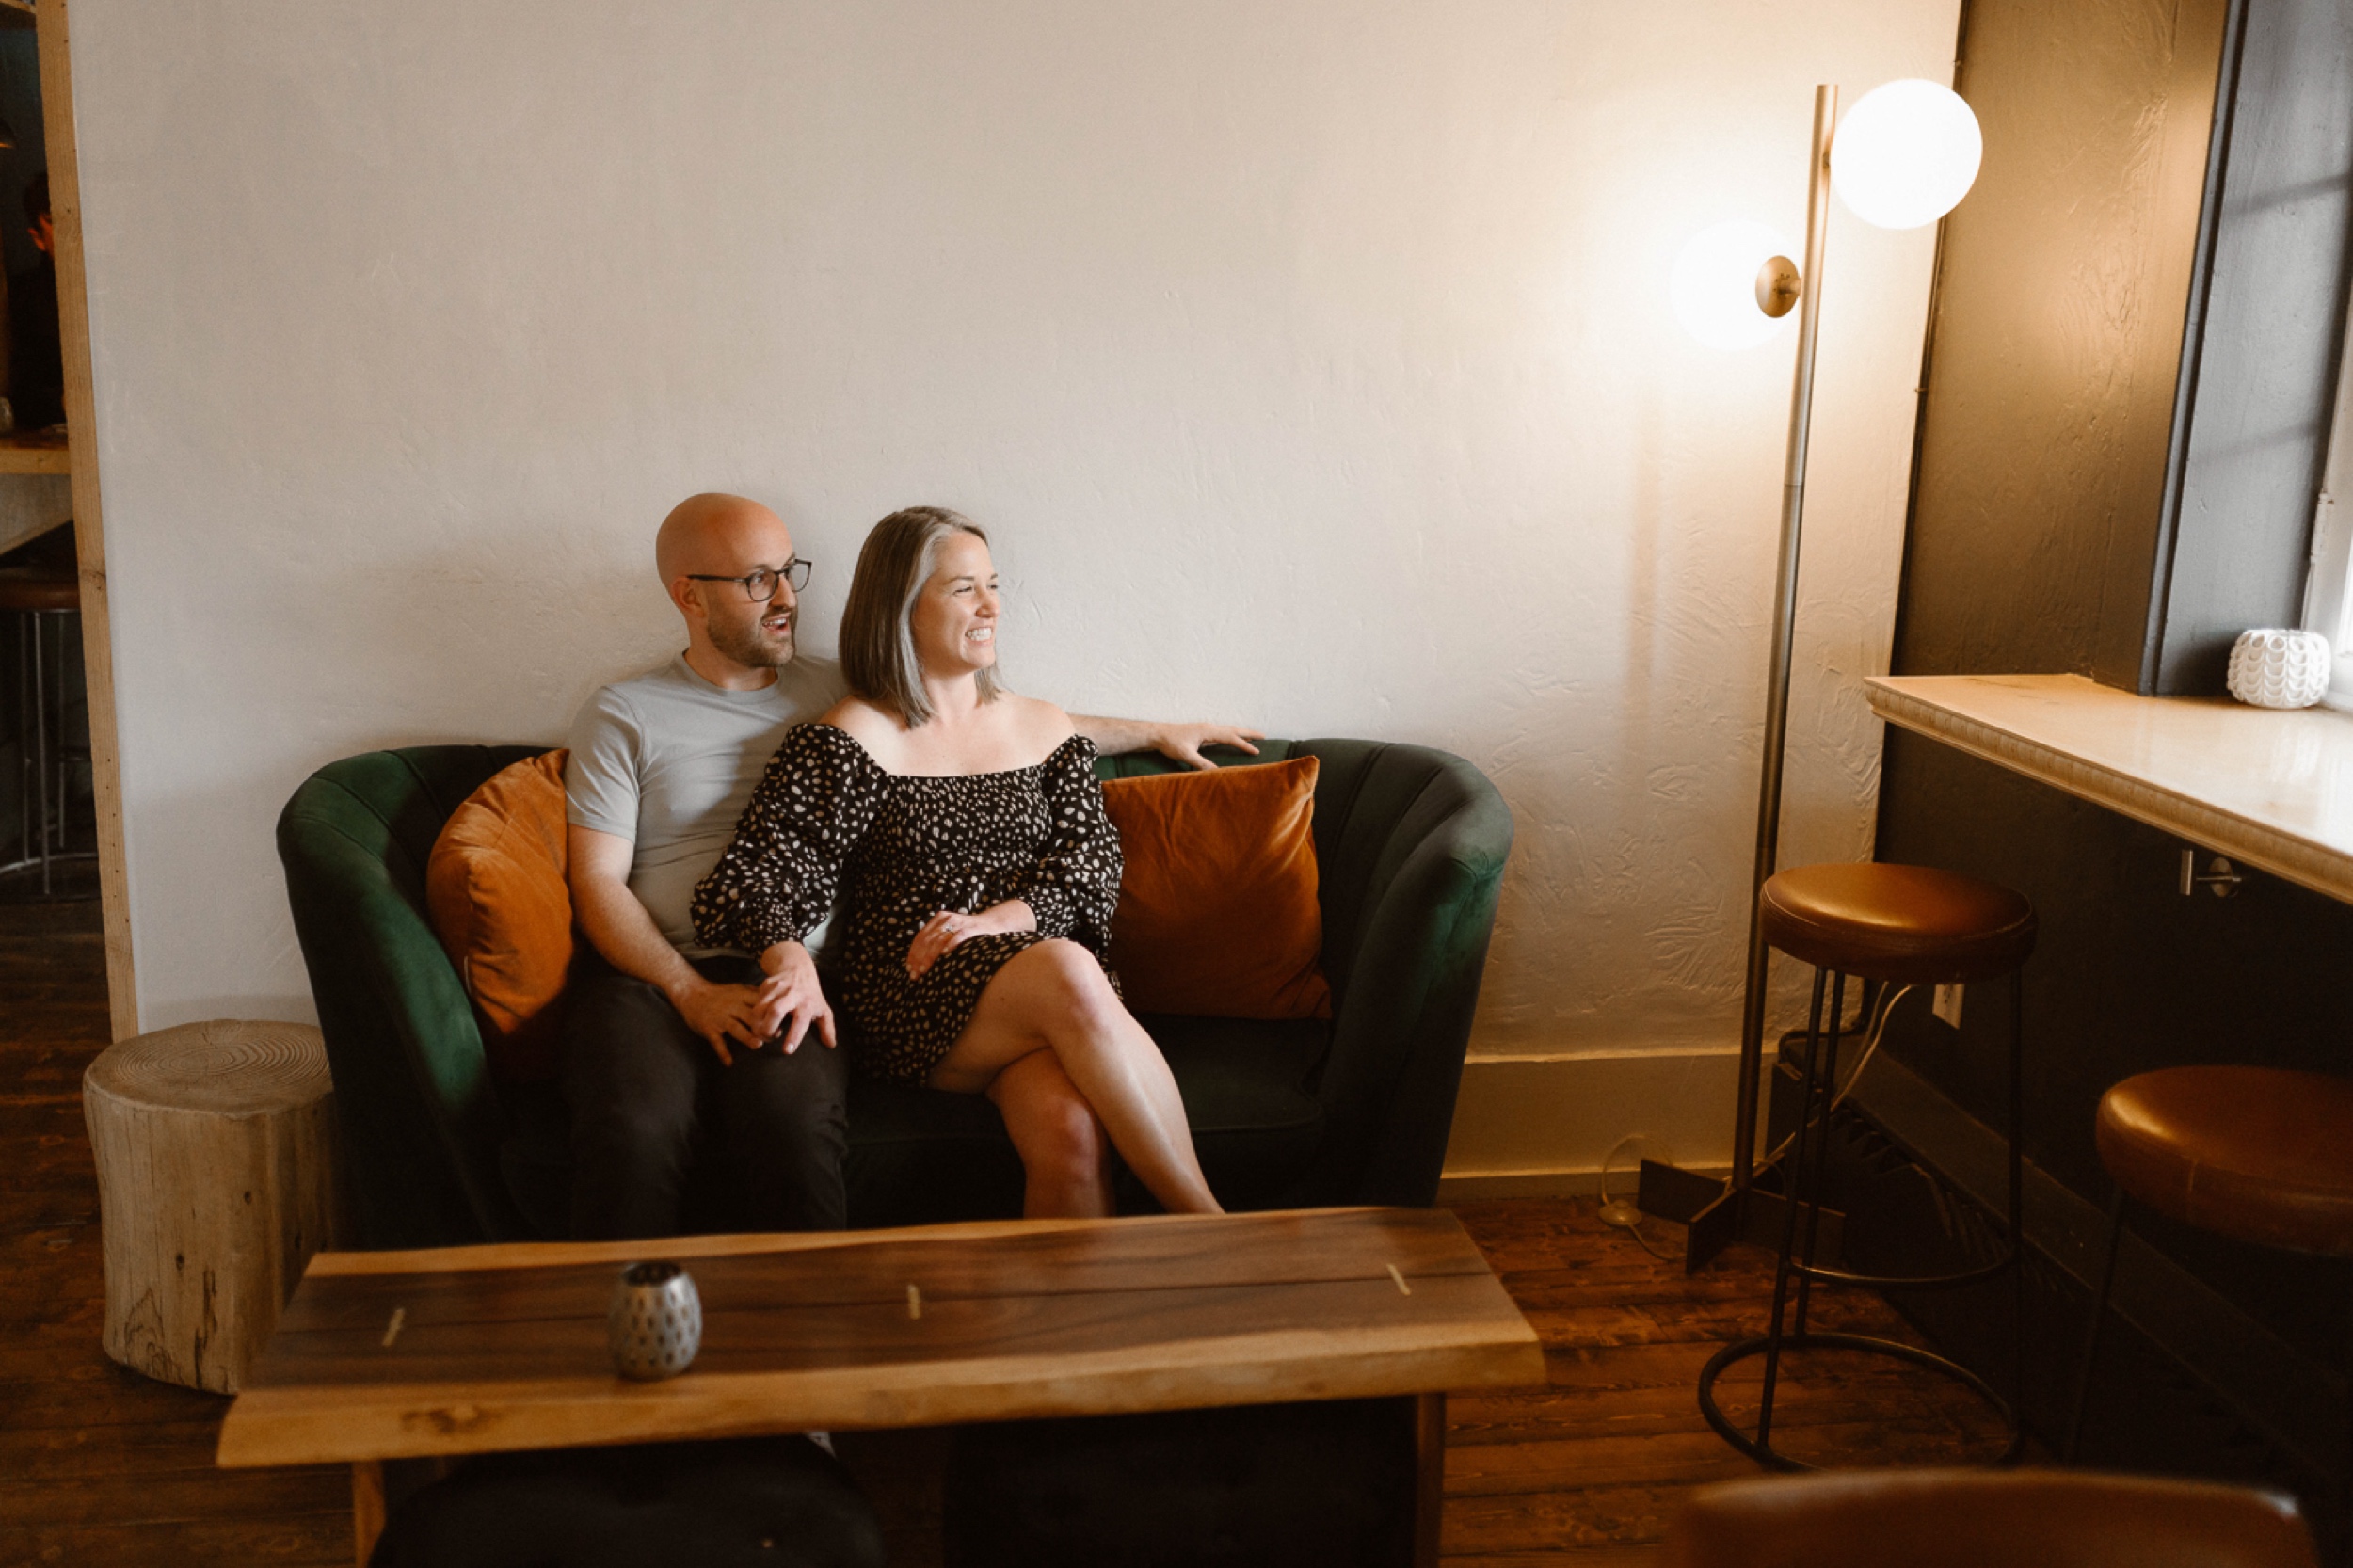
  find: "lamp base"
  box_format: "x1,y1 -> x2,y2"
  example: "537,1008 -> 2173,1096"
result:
1635,1158 -> 1846,1275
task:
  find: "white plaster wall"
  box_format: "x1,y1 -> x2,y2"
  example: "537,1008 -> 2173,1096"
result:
72,2 -> 1957,1150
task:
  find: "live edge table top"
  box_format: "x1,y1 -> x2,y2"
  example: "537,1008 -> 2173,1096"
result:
216,1207 -> 1545,1469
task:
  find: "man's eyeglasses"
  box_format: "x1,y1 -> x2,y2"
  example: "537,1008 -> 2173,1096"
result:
685,559 -> 812,601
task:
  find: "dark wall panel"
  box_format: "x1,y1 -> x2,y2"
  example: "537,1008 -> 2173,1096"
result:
1894,0 -> 2225,683
2152,0 -> 2353,692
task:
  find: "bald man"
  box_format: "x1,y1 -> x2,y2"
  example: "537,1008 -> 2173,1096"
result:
561,493 -> 1258,1239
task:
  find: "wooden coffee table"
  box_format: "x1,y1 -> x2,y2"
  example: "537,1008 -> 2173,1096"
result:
217,1207 -> 1544,1565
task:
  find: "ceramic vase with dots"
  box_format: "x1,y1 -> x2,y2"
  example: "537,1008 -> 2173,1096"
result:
2226,629 -> 2331,710
608,1261 -> 702,1380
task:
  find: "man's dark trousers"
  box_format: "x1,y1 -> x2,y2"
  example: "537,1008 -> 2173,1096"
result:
562,952 -> 849,1239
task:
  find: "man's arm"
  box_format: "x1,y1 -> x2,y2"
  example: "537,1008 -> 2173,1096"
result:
568,825 -> 831,1062
1070,715 -> 1266,771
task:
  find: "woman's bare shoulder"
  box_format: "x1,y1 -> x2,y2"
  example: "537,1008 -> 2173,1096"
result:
1002,694 -> 1076,751
819,696 -> 906,751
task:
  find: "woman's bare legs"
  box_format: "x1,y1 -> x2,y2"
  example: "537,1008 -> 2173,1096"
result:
930,940 -> 1222,1215
985,1048 -> 1114,1218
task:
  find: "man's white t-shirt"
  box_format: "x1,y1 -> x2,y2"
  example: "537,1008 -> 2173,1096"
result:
564,653 -> 849,956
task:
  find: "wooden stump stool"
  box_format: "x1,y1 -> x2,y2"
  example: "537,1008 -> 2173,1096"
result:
82,1019 -> 344,1393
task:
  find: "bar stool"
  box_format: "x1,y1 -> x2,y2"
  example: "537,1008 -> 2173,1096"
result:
0,564 -> 89,897
1698,861 -> 2037,1469
2065,1067 -> 2353,1470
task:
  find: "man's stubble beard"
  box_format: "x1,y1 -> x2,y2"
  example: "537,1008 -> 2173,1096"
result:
708,611 -> 796,671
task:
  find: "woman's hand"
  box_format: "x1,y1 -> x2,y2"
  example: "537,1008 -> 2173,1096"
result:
750,941 -> 837,1054
906,901 -> 1035,980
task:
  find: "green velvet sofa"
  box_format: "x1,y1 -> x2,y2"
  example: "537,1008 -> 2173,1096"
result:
277,739 -> 1512,1249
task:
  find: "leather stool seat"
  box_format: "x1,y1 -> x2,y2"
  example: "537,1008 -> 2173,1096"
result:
2071,1068 -> 2353,1461
0,567 -> 76,614
1665,1469 -> 2317,1568
1759,862 -> 2036,984
2097,1066 -> 2353,1257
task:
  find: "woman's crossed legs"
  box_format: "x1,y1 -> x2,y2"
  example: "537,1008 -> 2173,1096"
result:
928,939 -> 1222,1218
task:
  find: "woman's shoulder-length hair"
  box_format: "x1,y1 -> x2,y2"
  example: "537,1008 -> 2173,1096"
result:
839,504 -> 1002,727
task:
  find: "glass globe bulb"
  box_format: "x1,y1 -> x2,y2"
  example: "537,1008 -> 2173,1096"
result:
1670,220 -> 1797,352
1831,79 -> 1982,230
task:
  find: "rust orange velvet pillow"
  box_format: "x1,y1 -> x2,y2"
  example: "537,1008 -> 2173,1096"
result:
1100,756 -> 1331,1019
425,749 -> 575,1084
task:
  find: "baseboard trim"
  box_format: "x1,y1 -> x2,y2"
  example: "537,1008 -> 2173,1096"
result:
1436,1162 -> 1732,1202
1442,1048 -> 1744,1178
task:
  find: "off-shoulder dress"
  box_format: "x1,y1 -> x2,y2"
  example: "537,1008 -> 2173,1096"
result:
690,723 -> 1123,1085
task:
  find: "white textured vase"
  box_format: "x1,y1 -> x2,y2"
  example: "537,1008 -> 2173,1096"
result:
609,1260 -> 702,1380
2226,629 -> 2331,710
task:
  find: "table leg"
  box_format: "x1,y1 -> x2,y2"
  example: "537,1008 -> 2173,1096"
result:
352,1460 -> 385,1566
1414,1391 -> 1446,1568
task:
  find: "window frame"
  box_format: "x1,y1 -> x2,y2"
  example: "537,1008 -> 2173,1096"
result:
2302,281 -> 2353,710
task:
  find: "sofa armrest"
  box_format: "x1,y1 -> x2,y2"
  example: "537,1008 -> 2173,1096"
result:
279,749 -> 539,1248
1298,742 -> 1512,1206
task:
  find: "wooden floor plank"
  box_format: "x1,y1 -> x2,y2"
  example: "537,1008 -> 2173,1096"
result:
6,1514 -> 356,1566
1445,1554 -> 1660,1568
0,1465 -> 355,1530
0,1415 -> 272,1481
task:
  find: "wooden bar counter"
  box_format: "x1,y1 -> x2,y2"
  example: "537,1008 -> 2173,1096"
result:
1866,673 -> 2353,906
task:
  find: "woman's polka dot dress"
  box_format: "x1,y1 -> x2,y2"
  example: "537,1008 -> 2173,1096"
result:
692,723 -> 1122,1085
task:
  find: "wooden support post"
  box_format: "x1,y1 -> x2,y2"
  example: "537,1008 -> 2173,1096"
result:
31,0 -> 138,1039
1414,1390 -> 1446,1568
351,1460 -> 385,1567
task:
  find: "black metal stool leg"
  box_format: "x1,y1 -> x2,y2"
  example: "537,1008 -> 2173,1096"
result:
1754,965 -> 1832,1453
0,605 -> 97,901
30,607 -> 49,895
2008,968 -> 2026,1448
1794,969 -> 1849,1339
11,610 -> 27,867
41,611 -> 58,860
2063,1187 -> 2128,1463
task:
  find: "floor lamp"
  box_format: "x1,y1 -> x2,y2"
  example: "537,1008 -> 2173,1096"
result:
1636,79 -> 1983,1271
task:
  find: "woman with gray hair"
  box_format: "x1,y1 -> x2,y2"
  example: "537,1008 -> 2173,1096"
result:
692,506 -> 1221,1218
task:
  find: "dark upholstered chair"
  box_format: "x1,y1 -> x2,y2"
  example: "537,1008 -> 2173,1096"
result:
278,738 -> 1513,1248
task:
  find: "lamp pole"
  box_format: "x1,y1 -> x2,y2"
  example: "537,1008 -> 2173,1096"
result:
1730,82 -> 1837,1187
1638,85 -> 1839,1269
